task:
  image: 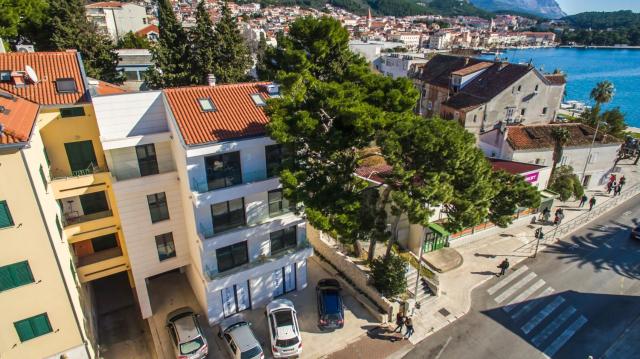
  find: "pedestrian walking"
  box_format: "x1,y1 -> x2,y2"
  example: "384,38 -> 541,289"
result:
542,207 -> 551,223
609,173 -> 616,183
615,184 -> 622,196
404,317 -> 414,340
589,196 -> 596,211
394,312 -> 406,333
497,258 -> 510,277
620,175 -> 626,187
608,181 -> 616,194
579,194 -> 588,207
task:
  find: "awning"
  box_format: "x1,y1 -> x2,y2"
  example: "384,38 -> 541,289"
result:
428,222 -> 450,237
540,189 -> 559,199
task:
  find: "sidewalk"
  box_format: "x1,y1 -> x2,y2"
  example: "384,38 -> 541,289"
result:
407,162 -> 640,346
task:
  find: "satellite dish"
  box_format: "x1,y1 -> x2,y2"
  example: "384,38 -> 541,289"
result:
25,65 -> 38,83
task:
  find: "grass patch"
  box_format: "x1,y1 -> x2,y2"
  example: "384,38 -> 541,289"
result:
393,246 -> 436,280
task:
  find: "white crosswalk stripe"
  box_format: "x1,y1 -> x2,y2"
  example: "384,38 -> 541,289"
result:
494,272 -> 538,304
531,306 -> 576,347
503,279 -> 546,313
542,315 -> 588,358
512,287 -> 555,320
521,296 -> 565,334
487,265 -> 529,295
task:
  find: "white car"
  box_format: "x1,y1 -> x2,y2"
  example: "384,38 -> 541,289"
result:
166,307 -> 208,359
265,299 -> 302,358
219,314 -> 264,359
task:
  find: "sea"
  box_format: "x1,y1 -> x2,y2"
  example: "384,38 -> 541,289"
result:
479,48 -> 640,127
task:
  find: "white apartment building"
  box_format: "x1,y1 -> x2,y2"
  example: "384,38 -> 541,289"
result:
375,53 -> 429,79
387,32 -> 422,48
429,31 -> 452,50
86,2 -> 148,40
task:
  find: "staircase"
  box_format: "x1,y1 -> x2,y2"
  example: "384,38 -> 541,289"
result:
405,265 -> 434,305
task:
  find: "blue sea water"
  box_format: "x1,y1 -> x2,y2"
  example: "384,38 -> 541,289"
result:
480,48 -> 640,127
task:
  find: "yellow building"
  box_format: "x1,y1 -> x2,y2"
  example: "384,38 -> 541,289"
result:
0,51 -> 132,358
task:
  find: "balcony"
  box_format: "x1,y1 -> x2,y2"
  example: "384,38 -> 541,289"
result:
63,210 -> 118,243
191,169 -> 272,193
63,209 -> 113,227
50,167 -> 112,199
192,170 -> 281,207
76,248 -> 128,283
50,165 -> 109,181
198,209 -> 295,241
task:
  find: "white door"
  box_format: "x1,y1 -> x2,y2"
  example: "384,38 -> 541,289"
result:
236,281 -> 250,312
284,263 -> 296,293
221,286 -> 237,317
273,268 -> 284,297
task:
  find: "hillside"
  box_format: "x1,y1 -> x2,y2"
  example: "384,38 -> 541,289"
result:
563,10 -> 640,30
470,0 -> 565,19
240,0 -> 491,18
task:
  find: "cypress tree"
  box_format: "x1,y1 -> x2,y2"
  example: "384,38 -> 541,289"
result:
212,2 -> 252,84
190,0 -> 217,84
146,0 -> 196,88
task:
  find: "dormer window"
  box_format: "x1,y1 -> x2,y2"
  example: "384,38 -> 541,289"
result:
55,78 -> 77,93
0,71 -> 10,83
198,98 -> 216,112
250,93 -> 266,107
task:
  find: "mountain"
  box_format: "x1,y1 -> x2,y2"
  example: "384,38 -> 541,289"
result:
470,0 -> 566,19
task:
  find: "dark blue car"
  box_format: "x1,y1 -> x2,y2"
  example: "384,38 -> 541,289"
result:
316,279 -> 344,330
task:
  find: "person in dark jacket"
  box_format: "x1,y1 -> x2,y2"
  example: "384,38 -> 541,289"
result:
579,194 -> 588,207
394,312 -> 406,333
589,196 -> 597,211
404,317 -> 414,339
497,258 -> 510,277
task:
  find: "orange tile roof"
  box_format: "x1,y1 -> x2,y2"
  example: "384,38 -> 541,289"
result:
136,24 -> 159,36
506,123 -> 622,151
0,51 -> 87,105
0,92 -> 39,145
164,83 -> 272,145
93,80 -> 128,96
86,1 -> 125,8
451,62 -> 493,76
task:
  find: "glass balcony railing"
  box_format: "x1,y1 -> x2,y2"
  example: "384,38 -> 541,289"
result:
50,164 -> 108,180
191,168 -> 273,193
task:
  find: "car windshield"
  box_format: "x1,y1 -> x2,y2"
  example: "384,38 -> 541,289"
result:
322,291 -> 341,314
274,310 -> 294,327
180,337 -> 204,354
241,345 -> 263,359
276,337 -> 299,348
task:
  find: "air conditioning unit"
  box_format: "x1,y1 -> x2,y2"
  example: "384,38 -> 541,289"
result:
15,44 -> 35,53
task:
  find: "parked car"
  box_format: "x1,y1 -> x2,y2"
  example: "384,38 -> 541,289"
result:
265,299 -> 302,358
219,314 -> 264,359
630,225 -> 640,240
316,278 -> 344,330
166,307 -> 208,359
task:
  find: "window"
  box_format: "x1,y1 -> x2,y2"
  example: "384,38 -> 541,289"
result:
198,98 -> 216,112
506,107 -> 515,121
0,261 -> 34,291
211,198 -> 245,233
60,107 -> 85,118
473,114 -> 477,123
14,313 -> 52,342
0,200 -> 14,228
39,165 -> 47,189
427,101 -> 433,111
64,140 -> 97,174
147,192 -> 169,223
535,158 -> 545,165
270,226 -> 297,255
268,189 -> 291,217
250,93 -> 266,106
91,233 -> 118,252
205,152 -> 242,190
542,107 -> 548,115
55,78 -> 77,93
216,241 -> 248,272
155,232 -> 176,261
266,144 -> 287,178
535,84 -> 539,92
521,108 -> 526,116
0,71 -> 11,82
43,148 -> 50,166
79,191 -> 109,215
136,144 -> 159,176
517,85 -> 522,92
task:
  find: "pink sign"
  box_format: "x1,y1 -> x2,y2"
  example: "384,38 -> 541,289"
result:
524,172 -> 539,183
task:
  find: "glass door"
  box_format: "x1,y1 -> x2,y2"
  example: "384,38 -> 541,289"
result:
284,264 -> 296,293
221,286 -> 237,317
272,268 -> 284,297
64,140 -> 97,174
236,281 -> 251,312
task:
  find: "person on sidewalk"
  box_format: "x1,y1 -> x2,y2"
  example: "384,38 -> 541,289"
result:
579,194 -> 588,207
541,207 -> 551,224
615,184 -> 622,196
589,196 -> 597,211
608,181 -> 616,195
404,317 -> 414,340
620,176 -> 626,187
497,258 -> 510,277
394,312 -> 406,333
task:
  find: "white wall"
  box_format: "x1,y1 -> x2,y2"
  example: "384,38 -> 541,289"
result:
106,141 -> 176,181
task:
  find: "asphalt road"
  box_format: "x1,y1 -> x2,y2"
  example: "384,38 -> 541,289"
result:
405,194 -> 640,359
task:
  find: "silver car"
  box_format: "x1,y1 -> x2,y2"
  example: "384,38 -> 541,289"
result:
219,314 -> 264,359
166,307 -> 209,359
266,299 -> 302,358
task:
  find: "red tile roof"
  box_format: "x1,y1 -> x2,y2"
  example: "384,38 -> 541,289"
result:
164,83 -> 272,145
451,62 -> 493,76
506,123 -> 622,151
93,80 -> 127,96
0,92 -> 39,145
544,74 -> 566,86
136,24 -> 159,36
86,1 -> 125,8
355,164 -> 393,184
489,158 -> 544,175
0,51 -> 86,105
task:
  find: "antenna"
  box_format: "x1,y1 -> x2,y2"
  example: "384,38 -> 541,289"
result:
25,65 -> 38,83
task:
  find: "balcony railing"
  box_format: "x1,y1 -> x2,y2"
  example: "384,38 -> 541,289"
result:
191,169 -> 272,193
63,209 -> 113,227
77,247 -> 123,267
50,164 -> 109,181
111,164 -> 176,182
205,241 -> 311,281
198,208 -> 297,240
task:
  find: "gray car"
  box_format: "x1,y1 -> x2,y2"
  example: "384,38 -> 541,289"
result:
219,314 -> 264,359
166,307 -> 209,359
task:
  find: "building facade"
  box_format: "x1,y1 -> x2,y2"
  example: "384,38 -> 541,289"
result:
85,1 -> 148,40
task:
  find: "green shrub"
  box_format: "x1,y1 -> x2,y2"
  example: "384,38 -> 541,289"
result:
370,253 -> 407,298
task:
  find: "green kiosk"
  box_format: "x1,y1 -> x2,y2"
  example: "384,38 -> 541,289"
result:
424,223 -> 451,253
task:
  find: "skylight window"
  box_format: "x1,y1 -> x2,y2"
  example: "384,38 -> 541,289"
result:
55,78 -> 78,93
198,98 -> 216,112
0,71 -> 11,82
250,93 -> 266,106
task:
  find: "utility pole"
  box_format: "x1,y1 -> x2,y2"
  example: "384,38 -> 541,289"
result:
532,227 -> 544,258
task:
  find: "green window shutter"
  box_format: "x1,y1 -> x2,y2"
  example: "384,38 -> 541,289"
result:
0,266 -> 13,291
56,215 -> 63,237
0,201 -> 14,228
31,314 -> 52,337
39,165 -> 47,189
60,107 -> 85,118
64,140 -> 97,173
10,261 -> 34,286
14,319 -> 35,342
14,313 -> 51,342
43,148 -> 50,166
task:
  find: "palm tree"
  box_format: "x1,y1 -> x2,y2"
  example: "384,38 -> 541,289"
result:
551,127 -> 570,178
590,81 -> 615,108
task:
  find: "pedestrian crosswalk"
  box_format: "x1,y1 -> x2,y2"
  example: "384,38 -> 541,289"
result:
485,265 -> 588,358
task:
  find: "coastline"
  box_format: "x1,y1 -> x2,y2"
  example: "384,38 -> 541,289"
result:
558,45 -> 640,50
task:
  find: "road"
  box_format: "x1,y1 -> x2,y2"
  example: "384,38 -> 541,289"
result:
405,195 -> 640,359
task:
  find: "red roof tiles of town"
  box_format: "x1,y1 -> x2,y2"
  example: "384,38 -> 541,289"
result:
164,82 -> 272,145
451,62 -> 493,76
86,1 -> 125,8
506,123 -> 621,151
544,74 -> 567,86
0,92 -> 39,145
489,158 -> 544,175
94,80 -> 127,96
136,24 -> 159,36
0,51 -> 86,105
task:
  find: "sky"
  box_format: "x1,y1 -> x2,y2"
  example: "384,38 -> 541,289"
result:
556,0 -> 640,15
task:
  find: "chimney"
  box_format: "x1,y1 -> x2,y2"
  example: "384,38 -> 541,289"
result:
207,74 -> 216,87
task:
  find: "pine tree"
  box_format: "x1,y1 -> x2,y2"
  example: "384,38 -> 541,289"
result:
212,2 -> 252,84
37,0 -> 124,84
190,0 -> 217,85
146,0 -> 196,89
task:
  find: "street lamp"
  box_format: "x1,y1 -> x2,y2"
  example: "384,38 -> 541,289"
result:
580,121 -> 608,185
